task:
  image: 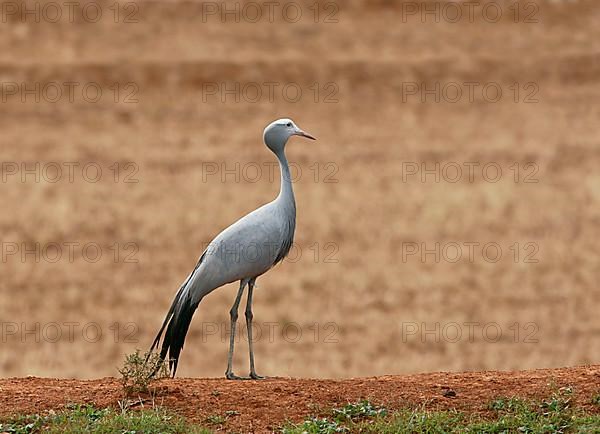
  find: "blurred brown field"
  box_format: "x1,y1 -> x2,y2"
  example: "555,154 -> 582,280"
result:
0,0 -> 599,379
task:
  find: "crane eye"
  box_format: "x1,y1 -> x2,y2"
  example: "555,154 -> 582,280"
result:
286,122 -> 292,127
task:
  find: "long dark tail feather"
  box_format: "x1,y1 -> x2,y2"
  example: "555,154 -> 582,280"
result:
162,294 -> 200,376
147,285 -> 201,378
148,286 -> 184,356
148,254 -> 205,378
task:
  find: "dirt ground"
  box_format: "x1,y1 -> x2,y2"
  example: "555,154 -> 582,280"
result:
0,0 -> 599,380
0,365 -> 599,431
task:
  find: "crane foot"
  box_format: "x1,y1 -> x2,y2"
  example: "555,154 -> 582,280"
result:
225,372 -> 248,380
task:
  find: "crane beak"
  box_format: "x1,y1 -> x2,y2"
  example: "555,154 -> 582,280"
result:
295,130 -> 316,140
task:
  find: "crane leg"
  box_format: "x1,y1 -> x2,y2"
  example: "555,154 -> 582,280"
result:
225,279 -> 248,380
245,278 -> 264,379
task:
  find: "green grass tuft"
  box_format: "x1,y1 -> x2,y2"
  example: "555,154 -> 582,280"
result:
283,395 -> 600,434
332,400 -> 387,422
282,416 -> 347,434
0,403 -> 211,434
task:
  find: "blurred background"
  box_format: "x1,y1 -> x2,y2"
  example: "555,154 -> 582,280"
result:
0,0 -> 599,378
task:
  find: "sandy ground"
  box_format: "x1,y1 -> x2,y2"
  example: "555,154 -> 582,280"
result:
0,366 -> 599,431
0,0 -> 599,379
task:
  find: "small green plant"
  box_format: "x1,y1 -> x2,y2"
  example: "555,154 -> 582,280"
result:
332,400 -> 387,422
282,400 -> 385,433
392,408 -> 464,432
489,397 -> 507,411
206,414 -> 226,425
540,395 -> 571,414
205,410 -> 240,428
118,349 -> 170,395
489,397 -> 529,413
592,393 -> 600,407
283,417 -> 347,434
0,413 -> 46,434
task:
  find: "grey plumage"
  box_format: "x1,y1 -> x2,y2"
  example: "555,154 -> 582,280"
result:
149,118 -> 315,378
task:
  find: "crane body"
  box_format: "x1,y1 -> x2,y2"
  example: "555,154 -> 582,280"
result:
149,118 -> 315,379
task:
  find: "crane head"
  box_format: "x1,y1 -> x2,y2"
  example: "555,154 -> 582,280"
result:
263,118 -> 316,153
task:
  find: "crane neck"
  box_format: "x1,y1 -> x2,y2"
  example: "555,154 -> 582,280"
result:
274,148 -> 295,206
